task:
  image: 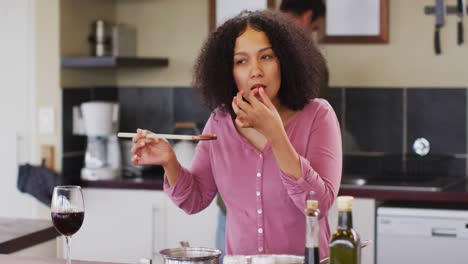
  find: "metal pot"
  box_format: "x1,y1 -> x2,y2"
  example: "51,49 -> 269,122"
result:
159,246 -> 222,264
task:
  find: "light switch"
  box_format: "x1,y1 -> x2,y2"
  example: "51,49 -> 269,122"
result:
38,107 -> 55,135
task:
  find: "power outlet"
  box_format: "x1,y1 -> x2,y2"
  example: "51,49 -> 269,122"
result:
38,107 -> 55,135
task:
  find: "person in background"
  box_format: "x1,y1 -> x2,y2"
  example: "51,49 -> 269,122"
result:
132,10 -> 341,258
215,0 -> 328,258
280,0 -> 329,99
279,0 -> 326,35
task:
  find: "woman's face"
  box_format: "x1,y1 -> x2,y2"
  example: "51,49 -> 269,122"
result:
233,25 -> 281,106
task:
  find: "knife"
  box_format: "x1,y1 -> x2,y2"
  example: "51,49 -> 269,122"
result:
434,0 -> 446,55
457,0 -> 466,45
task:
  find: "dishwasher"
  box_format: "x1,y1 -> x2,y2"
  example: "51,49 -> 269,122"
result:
377,206 -> 468,264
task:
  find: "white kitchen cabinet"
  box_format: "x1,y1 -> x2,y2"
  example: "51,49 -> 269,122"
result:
162,197 -> 218,250
65,188 -> 218,264
67,188 -> 167,263
328,198 -> 376,264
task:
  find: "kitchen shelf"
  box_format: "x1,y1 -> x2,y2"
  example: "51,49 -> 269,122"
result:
61,56 -> 169,68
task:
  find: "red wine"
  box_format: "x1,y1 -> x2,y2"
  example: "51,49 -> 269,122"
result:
51,211 -> 84,236
305,247 -> 320,264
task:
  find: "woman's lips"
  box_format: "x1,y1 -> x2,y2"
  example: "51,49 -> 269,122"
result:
250,84 -> 266,90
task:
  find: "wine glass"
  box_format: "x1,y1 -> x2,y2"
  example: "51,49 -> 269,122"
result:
51,186 -> 85,264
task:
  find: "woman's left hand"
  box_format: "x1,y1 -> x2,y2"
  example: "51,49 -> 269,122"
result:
232,87 -> 284,141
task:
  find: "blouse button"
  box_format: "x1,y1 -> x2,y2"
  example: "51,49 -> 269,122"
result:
258,247 -> 263,252
256,191 -> 261,197
258,228 -> 263,234
256,172 -> 262,177
257,209 -> 262,214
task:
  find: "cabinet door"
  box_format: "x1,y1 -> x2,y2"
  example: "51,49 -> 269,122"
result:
163,198 -> 218,250
328,198 -> 375,264
68,189 -> 166,263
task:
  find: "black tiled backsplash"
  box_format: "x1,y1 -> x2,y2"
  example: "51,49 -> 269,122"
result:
407,88 -> 466,154
327,87 -> 343,125
119,87 -> 174,134
90,87 -> 118,101
62,86 -> 211,178
61,155 -> 84,184
344,155 -> 386,176
63,86 -> 467,179
174,88 -> 211,129
62,88 -> 91,153
345,88 -> 403,153
335,87 -> 467,178
446,157 -> 467,177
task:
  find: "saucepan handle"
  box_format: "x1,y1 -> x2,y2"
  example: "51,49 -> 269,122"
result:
180,241 -> 190,247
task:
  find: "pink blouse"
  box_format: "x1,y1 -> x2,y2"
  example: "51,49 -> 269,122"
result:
164,99 -> 342,258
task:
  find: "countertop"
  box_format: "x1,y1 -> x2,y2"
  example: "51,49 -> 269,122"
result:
339,179 -> 468,203
0,218 -> 59,254
81,177 -> 468,203
0,254 -> 126,264
81,177 -> 164,190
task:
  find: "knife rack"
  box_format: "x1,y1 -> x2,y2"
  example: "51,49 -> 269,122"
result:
424,6 -> 468,15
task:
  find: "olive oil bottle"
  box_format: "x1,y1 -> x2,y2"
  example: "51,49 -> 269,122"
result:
329,196 -> 361,264
305,199 -> 320,264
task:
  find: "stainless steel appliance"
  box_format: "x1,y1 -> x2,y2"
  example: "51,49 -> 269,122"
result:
159,246 -> 222,264
112,24 -> 137,57
88,20 -> 111,57
377,207 -> 468,264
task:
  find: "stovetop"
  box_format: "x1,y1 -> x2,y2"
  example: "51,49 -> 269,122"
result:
341,175 -> 464,192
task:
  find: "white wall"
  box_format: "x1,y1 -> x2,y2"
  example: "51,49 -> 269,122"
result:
35,0 -> 61,175
0,0 -> 38,219
62,0 -> 468,88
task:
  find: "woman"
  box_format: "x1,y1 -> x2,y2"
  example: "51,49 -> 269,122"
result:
132,10 -> 341,258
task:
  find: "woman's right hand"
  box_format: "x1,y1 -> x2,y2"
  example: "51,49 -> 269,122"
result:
131,129 -> 176,166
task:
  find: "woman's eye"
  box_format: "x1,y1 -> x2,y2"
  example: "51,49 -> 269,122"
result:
235,59 -> 246,65
261,54 -> 273,60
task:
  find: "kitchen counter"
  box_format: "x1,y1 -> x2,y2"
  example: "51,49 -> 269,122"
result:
0,218 -> 59,254
0,254 -> 126,264
339,183 -> 468,203
81,177 -> 468,203
81,177 -> 164,190
339,178 -> 468,203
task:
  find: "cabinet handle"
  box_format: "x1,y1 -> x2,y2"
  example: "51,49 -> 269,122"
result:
151,206 -> 158,257
16,132 -> 23,165
431,227 -> 457,237
152,204 -> 166,260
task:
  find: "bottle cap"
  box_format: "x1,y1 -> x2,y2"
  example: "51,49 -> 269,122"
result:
306,199 -> 318,210
336,196 -> 354,211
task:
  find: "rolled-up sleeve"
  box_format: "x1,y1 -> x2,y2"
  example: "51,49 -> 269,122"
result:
279,101 -> 342,218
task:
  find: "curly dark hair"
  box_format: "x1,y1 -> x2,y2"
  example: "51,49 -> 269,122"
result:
192,10 -> 328,117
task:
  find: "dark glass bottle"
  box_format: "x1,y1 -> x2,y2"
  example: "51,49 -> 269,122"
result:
305,200 -> 320,264
329,196 -> 361,264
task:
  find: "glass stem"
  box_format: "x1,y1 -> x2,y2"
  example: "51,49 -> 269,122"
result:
65,236 -> 72,264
